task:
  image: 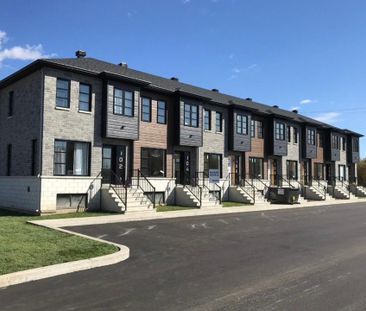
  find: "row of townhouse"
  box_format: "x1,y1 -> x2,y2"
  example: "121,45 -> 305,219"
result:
0,51 -> 363,214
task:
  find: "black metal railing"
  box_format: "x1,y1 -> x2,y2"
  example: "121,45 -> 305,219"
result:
77,171 -> 102,212
245,174 -> 269,199
270,174 -> 296,188
184,176 -> 202,207
311,177 -> 327,200
109,170 -> 128,212
330,176 -> 350,199
133,169 -> 156,209
196,172 -> 222,204
226,173 -> 255,204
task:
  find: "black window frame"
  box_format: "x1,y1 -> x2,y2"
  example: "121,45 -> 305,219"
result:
53,140 -> 91,176
8,91 -> 14,117
257,120 -> 264,138
250,119 -> 255,137
314,163 -> 324,180
275,122 -> 285,140
353,137 -> 359,152
140,148 -> 166,177
79,83 -> 92,112
141,97 -> 152,122
307,129 -> 316,145
157,100 -> 167,124
287,126 -> 291,143
204,153 -> 223,178
286,160 -> 298,180
216,111 -> 223,132
293,127 -> 298,143
184,103 -> 199,128
341,137 -> 346,151
249,157 -> 264,179
204,109 -> 211,130
113,88 -> 134,117
56,78 -> 70,108
236,114 -> 248,135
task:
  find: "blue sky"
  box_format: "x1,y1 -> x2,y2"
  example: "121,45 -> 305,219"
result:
1,0 -> 366,156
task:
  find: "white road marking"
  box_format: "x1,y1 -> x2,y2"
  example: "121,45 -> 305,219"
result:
234,217 -> 241,221
303,284 -> 320,293
118,228 -> 135,236
191,223 -> 209,229
218,219 -> 229,225
97,234 -> 108,239
261,212 -> 276,221
147,225 -> 156,230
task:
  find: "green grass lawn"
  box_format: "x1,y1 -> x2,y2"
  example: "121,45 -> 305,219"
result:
0,210 -> 118,275
222,201 -> 250,208
156,205 -> 197,212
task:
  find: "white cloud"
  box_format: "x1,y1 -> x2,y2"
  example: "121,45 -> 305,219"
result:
0,30 -> 54,67
232,67 -> 241,73
182,0 -> 191,4
313,112 -> 340,123
246,63 -> 257,70
299,98 -> 317,105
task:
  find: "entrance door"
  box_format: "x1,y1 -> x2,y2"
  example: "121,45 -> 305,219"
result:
270,159 -> 278,186
325,163 -> 332,185
339,165 -> 346,181
174,151 -> 191,185
102,145 -> 126,184
303,160 -> 310,185
231,155 -> 240,185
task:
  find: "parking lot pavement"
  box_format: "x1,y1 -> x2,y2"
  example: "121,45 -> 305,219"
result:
2,202 -> 366,310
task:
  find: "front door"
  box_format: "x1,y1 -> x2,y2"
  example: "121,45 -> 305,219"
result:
271,159 -> 278,186
302,160 -> 310,185
230,155 -> 240,185
174,151 -> 191,185
325,163 -> 332,185
102,145 -> 126,184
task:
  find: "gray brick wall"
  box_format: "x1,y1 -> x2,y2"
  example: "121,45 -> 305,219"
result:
42,68 -> 103,176
0,70 -> 42,176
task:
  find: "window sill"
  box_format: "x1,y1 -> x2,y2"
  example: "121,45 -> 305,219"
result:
215,131 -> 224,135
55,106 -> 70,111
78,110 -> 92,114
204,129 -> 212,133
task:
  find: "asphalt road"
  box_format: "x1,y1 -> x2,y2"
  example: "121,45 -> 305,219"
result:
2,202 -> 366,310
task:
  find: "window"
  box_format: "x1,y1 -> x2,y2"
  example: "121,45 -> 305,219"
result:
293,127 -> 298,143
141,148 -> 166,177
8,91 -> 14,117
204,109 -> 211,130
31,139 -> 37,176
157,100 -> 167,124
113,88 -> 134,116
57,194 -> 87,210
216,112 -> 223,132
332,135 -> 339,149
54,140 -> 90,176
204,153 -> 222,178
314,163 -> 324,180
236,114 -> 248,135
249,157 -> 264,179
257,121 -> 264,138
318,133 -> 324,147
6,144 -> 12,176
56,79 -> 70,108
141,97 -> 151,122
341,137 -> 346,151
307,129 -> 316,145
287,126 -> 291,142
286,160 -> 298,180
251,119 -> 256,137
184,103 -> 198,127
338,165 -> 346,181
275,122 -> 285,140
353,137 -> 359,152
79,83 -> 91,111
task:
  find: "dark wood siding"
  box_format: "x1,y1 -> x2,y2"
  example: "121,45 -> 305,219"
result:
104,80 -> 139,140
325,131 -> 340,162
347,135 -> 360,164
271,118 -> 288,156
303,126 -> 317,159
179,97 -> 203,147
229,109 -> 251,152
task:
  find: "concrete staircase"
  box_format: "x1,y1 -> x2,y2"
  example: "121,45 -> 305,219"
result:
327,185 -> 350,199
227,186 -> 255,204
350,184 -> 366,197
303,186 -> 326,201
175,185 -> 222,208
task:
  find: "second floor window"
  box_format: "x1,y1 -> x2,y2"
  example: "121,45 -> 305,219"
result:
141,97 -> 151,122
114,88 -> 133,116
184,103 -> 198,127
307,129 -> 316,145
293,127 -> 298,143
216,112 -> 223,132
236,114 -> 248,135
56,78 -> 70,108
79,83 -> 91,112
8,91 -> 14,117
318,133 -> 324,147
287,126 -> 291,142
275,122 -> 285,140
157,100 -> 167,124
204,109 -> 211,130
341,137 -> 346,151
257,121 -> 264,138
250,119 -> 255,137
353,138 -> 359,152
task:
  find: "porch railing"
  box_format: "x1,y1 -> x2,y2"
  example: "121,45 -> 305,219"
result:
196,172 -> 222,204
270,174 -> 296,188
109,170 -> 128,212
227,173 -> 255,204
311,177 -> 327,200
133,169 -> 156,209
77,171 -> 102,212
184,176 -> 202,207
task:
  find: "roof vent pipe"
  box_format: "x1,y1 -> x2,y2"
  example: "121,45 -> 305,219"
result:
118,62 -> 128,68
246,97 -> 252,101
273,105 -> 279,108
75,50 -> 86,58
212,88 -> 219,92
171,77 -> 179,81
292,109 -> 298,114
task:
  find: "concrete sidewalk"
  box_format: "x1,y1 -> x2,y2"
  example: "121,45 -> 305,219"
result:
32,197 -> 366,229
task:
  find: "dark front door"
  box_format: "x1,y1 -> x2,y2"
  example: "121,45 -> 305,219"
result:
102,145 -> 126,184
326,163 -> 332,185
271,159 -> 278,186
175,151 -> 191,185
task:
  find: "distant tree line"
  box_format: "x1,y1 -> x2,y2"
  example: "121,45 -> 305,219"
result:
358,158 -> 366,186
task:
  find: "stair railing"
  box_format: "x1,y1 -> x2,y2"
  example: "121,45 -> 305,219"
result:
184,176 -> 202,207
133,169 -> 156,209
235,175 -> 255,205
77,171 -> 102,212
109,170 -> 128,212
311,177 -> 327,200
197,172 -> 222,204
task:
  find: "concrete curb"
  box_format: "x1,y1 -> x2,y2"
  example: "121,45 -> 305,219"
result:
0,222 -> 130,289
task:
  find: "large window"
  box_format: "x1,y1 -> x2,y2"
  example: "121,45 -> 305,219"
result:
341,137 -> 346,151
257,121 -> 263,138
56,79 -> 70,108
286,160 -> 298,180
184,103 -> 198,127
249,157 -> 264,179
338,165 -> 346,181
79,83 -> 91,112
287,126 -> 291,142
332,135 -> 339,149
54,140 -> 90,176
141,97 -> 151,122
275,122 -> 285,140
204,153 -> 222,178
293,127 -> 298,143
204,109 -> 211,130
114,88 -> 134,116
8,91 -> 14,117
216,111 -> 223,132
250,119 -> 255,137
314,163 -> 324,180
157,100 -> 167,124
236,114 -> 248,135
353,137 -> 359,152
307,129 -> 316,145
141,148 -> 166,177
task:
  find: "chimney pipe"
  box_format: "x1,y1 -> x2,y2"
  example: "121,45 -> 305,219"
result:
171,77 -> 179,81
75,50 -> 86,58
212,88 -> 219,92
118,62 -> 128,68
246,97 -> 252,101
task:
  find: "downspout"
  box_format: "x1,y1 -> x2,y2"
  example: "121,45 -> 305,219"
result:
38,68 -> 45,215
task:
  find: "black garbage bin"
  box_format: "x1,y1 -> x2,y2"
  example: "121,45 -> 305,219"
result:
267,187 -> 300,204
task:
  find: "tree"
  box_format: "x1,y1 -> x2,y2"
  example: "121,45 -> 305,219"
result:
357,158 -> 366,186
